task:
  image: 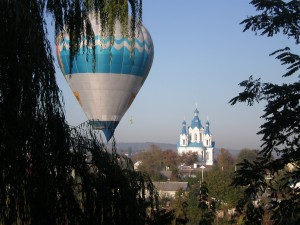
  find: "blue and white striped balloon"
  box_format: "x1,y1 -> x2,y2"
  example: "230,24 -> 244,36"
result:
56,17 -> 154,141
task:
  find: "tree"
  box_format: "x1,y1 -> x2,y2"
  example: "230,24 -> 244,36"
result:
0,1 -> 159,225
186,187 -> 201,225
162,149 -> 179,170
178,151 -> 199,166
147,208 -> 175,225
216,148 -> 235,171
133,145 -> 167,180
205,166 -> 243,208
198,182 -> 215,225
132,145 -> 180,181
230,1 -> 300,224
171,189 -> 189,225
236,149 -> 259,165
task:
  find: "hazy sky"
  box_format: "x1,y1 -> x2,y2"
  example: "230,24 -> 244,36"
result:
52,1 -> 297,150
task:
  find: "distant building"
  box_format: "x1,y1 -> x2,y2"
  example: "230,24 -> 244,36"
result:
134,161 -> 143,170
177,108 -> 215,166
153,182 -> 188,199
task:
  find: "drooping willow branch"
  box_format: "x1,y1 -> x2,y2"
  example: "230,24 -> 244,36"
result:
47,0 -> 143,71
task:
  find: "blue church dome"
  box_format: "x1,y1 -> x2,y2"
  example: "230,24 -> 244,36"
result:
191,109 -> 202,129
205,120 -> 211,135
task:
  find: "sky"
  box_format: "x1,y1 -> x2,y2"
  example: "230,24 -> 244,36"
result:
52,1 -> 297,150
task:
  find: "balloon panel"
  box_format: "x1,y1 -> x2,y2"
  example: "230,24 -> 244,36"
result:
65,73 -> 142,120
57,30 -> 154,77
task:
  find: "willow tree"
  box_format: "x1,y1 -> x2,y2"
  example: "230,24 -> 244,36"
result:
230,1 -> 300,224
0,1 -> 159,225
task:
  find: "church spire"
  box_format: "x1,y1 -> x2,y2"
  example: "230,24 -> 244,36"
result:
205,120 -> 211,135
191,108 -> 202,128
181,120 -> 187,135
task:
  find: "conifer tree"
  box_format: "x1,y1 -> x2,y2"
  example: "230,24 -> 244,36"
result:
198,182 -> 215,225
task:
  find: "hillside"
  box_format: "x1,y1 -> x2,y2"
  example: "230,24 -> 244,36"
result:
116,142 -> 177,152
114,142 -> 241,157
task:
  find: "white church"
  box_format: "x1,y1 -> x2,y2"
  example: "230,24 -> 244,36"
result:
177,108 -> 215,166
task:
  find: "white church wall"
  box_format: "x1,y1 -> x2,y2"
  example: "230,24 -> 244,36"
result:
180,134 -> 188,146
203,134 -> 212,147
206,148 -> 213,165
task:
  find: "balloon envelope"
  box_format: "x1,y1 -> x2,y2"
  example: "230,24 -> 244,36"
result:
56,18 -> 154,141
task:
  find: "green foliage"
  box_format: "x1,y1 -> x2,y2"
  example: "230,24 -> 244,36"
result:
236,149 -> 259,165
147,208 -> 175,225
171,189 -> 189,224
0,1 -> 160,225
186,188 -> 201,225
198,182 -> 216,225
230,1 -> 300,224
241,0 -> 300,44
235,149 -> 259,173
206,166 -> 243,207
183,176 -> 201,187
179,168 -> 244,224
168,180 -> 217,225
242,202 -> 264,225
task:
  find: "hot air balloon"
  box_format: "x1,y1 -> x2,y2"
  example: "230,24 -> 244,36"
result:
56,16 -> 154,141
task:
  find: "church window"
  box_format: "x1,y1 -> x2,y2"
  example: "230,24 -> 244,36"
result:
202,151 -> 204,161
206,152 -> 209,160
206,140 -> 208,146
194,134 -> 197,141
183,140 -> 186,145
